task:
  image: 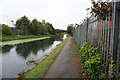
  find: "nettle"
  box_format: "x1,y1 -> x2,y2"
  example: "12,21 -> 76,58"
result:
79,42 -> 105,79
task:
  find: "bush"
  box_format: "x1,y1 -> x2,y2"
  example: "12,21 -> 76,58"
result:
79,42 -> 105,79
2,24 -> 14,35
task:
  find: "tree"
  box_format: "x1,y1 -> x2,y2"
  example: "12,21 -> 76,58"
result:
15,16 -> 55,35
16,16 -> 31,35
87,0 -> 112,20
2,24 -> 13,35
45,22 -> 55,34
32,19 -> 41,35
67,24 -> 74,35
42,20 -> 55,35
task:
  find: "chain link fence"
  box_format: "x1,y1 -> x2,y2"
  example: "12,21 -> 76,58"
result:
73,1 -> 120,78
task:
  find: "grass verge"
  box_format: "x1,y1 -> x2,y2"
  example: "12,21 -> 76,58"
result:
2,35 -> 47,41
23,36 -> 69,78
2,33 -> 64,41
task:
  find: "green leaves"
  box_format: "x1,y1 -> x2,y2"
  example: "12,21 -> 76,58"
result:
108,60 -> 116,78
2,24 -> 14,35
79,42 -> 105,79
16,16 -> 55,35
67,24 -> 74,35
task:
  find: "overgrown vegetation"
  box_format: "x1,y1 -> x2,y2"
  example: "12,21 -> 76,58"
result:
78,42 -> 105,79
23,36 -> 69,78
75,42 -> 119,79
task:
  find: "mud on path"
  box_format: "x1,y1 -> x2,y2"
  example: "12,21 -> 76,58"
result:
44,36 -> 85,78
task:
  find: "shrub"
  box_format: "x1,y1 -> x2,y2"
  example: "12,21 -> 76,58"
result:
79,42 -> 105,79
2,24 -> 14,35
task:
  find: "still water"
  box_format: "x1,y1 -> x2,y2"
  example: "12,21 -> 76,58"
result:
1,35 -> 67,78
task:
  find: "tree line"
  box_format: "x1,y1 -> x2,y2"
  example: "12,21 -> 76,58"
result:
2,16 -> 55,35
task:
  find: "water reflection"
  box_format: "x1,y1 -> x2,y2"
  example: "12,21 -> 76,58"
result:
2,35 -> 65,78
1,37 -> 62,59
2,45 -> 14,53
16,38 -> 54,59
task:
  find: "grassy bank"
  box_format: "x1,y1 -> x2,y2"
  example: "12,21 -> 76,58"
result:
2,35 -> 47,41
2,33 -> 63,41
23,36 -> 69,78
0,37 -> 50,46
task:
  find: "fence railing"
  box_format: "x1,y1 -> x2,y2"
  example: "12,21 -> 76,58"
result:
73,1 -> 120,78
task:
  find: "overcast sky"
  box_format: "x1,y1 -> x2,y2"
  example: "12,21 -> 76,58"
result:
0,0 -> 92,30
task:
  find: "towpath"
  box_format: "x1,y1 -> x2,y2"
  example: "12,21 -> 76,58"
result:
45,36 -> 85,78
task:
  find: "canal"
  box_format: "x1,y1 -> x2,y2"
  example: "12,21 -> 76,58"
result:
1,35 -> 67,78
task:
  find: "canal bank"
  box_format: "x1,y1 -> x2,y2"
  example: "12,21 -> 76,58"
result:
0,37 -> 50,46
1,34 -> 67,78
23,36 -> 69,78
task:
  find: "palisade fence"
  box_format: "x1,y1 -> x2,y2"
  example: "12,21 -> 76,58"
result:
73,1 -> 120,78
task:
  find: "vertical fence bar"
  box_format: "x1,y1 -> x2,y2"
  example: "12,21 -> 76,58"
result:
91,26 -> 92,46
111,0 -> 116,61
80,27 -> 81,47
77,28 -> 78,44
86,18 -> 88,42
106,13 -> 111,68
116,1 -> 120,78
109,1 -> 116,77
116,15 -> 120,78
98,20 -> 100,53
104,16 -> 107,65
100,20 -> 102,54
102,21 -> 105,61
101,21 -> 103,59
79,27 -> 81,46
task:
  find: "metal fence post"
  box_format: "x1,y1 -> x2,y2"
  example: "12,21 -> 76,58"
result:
86,18 -> 88,42
116,1 -> 120,78
116,12 -> 120,78
104,16 -> 107,64
106,13 -> 111,68
102,21 -> 105,61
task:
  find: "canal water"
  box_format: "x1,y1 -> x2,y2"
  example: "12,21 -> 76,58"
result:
0,35 -> 67,78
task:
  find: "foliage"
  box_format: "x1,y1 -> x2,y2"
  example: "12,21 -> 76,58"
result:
79,42 -> 105,79
2,24 -> 14,35
87,0 -> 112,20
32,19 -> 42,35
118,73 -> 120,79
67,24 -> 74,35
16,16 -> 31,35
45,22 -> 55,35
16,16 -> 55,35
108,60 -> 116,78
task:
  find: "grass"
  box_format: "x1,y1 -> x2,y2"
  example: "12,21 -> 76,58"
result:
2,33 -> 64,41
2,35 -> 47,41
23,36 -> 69,78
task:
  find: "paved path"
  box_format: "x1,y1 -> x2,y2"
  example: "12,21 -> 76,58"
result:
45,37 -> 85,78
